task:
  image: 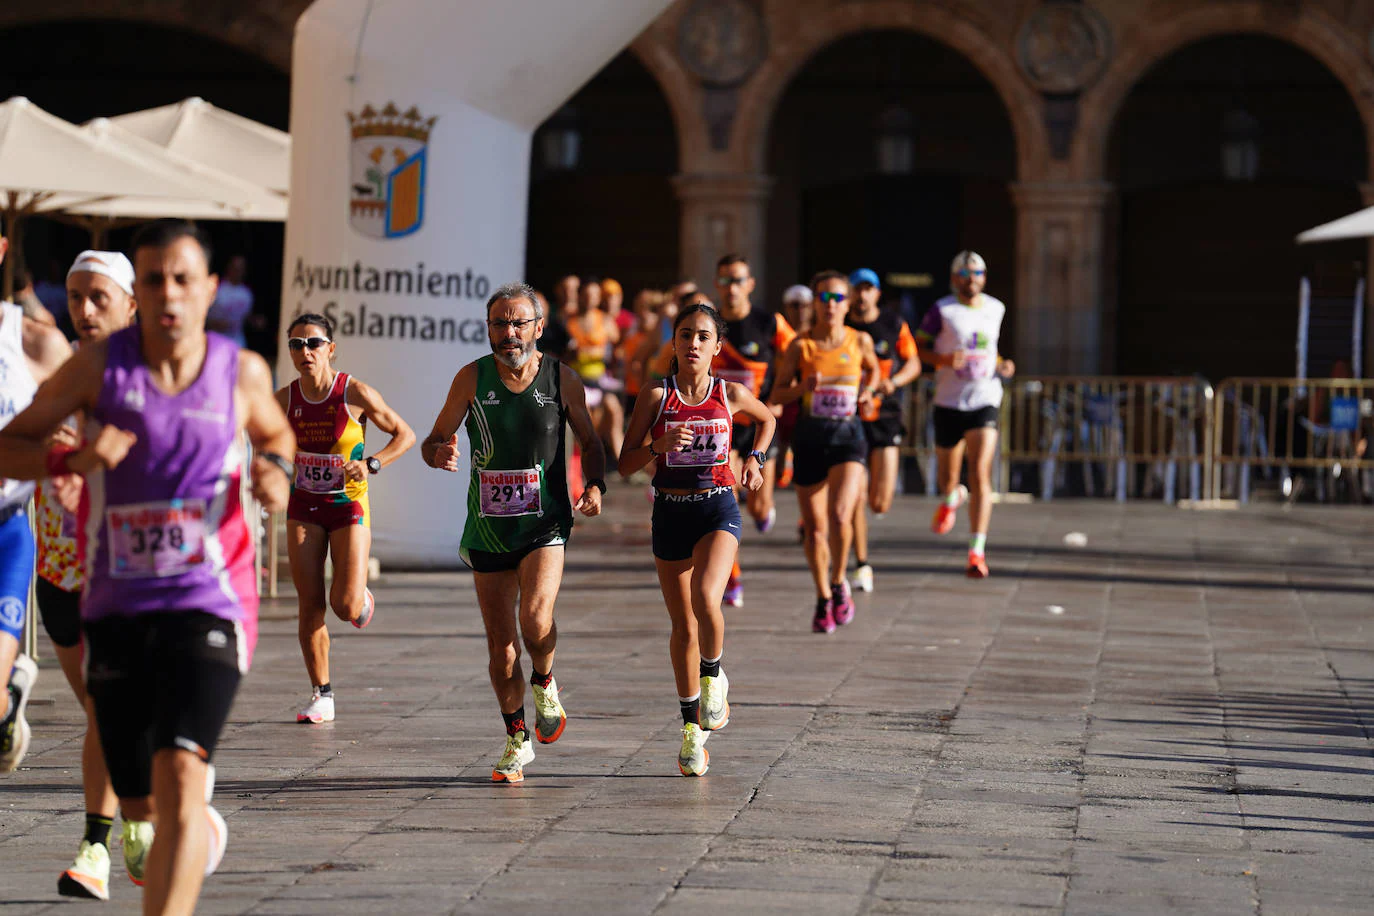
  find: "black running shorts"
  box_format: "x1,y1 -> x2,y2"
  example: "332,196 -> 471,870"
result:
36,576 -> 82,649
84,611 -> 244,800
932,405 -> 1000,449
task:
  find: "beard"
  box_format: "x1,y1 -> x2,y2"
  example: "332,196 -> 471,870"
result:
492,338 -> 536,369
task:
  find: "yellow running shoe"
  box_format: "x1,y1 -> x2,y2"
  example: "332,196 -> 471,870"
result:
58,840 -> 110,900
531,679 -> 566,744
492,731 -> 535,783
678,722 -> 710,777
121,819 -> 154,887
699,671 -> 730,732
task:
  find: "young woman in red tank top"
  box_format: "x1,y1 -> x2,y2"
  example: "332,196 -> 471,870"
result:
620,303 -> 776,777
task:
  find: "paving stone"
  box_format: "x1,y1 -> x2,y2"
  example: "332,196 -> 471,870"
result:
1,492 -> 1371,913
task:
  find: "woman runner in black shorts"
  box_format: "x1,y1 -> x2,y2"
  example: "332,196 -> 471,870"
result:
620,303 -> 776,776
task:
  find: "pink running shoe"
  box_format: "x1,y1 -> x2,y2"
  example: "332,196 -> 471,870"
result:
812,597 -> 836,634
830,580 -> 855,626
352,588 -> 375,629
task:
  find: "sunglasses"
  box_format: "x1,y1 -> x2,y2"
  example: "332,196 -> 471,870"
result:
487,317 -> 539,332
957,269 -> 986,278
716,275 -> 751,286
287,336 -> 331,351
817,292 -> 847,304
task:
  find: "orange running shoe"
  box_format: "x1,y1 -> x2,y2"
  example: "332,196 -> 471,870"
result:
931,484 -> 968,535
966,552 -> 989,579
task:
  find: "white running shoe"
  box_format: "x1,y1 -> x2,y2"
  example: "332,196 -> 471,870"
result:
58,840 -> 111,900
0,653 -> 38,773
492,731 -> 535,783
678,723 -> 710,777
204,805 -> 227,877
700,670 -> 730,732
297,688 -> 335,724
531,679 -> 566,744
854,563 -> 874,593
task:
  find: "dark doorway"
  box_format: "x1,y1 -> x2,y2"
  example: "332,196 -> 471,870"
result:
526,52 -> 679,302
1110,35 -> 1367,380
766,30 -> 1016,339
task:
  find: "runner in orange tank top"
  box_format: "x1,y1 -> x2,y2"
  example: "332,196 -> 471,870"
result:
277,313 -> 415,725
771,271 -> 880,635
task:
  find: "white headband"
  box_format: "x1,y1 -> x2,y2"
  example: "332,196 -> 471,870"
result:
951,250 -> 986,274
68,250 -> 135,296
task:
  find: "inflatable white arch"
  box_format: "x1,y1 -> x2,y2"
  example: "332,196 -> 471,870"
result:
281,0 -> 671,565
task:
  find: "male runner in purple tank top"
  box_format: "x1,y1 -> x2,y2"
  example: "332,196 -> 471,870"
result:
0,219 -> 295,915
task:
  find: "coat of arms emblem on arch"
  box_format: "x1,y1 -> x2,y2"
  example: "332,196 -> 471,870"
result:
347,102 -> 437,239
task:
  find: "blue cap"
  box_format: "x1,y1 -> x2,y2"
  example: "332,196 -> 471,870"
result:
849,268 -> 880,289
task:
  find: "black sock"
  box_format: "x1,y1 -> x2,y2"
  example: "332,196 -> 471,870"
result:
1,685 -> 15,723
530,668 -> 553,689
856,556 -> 868,567
679,695 -> 700,726
502,707 -> 527,738
815,597 -> 829,616
316,682 -> 332,696
699,655 -> 721,679
84,814 -> 114,850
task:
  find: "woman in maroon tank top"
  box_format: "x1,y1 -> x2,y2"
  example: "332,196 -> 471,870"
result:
619,303 -> 776,777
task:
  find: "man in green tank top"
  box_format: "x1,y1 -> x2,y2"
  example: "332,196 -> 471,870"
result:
422,282 -> 606,783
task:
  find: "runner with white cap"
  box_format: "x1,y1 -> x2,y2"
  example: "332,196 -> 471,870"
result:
915,251 -> 1015,578
30,250 -> 145,900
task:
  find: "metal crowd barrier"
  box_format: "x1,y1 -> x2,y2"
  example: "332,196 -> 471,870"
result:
1211,378 -> 1373,503
899,376 -> 1214,503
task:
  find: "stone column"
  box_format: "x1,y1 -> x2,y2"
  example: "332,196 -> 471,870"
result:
1009,181 -> 1114,375
672,172 -> 775,292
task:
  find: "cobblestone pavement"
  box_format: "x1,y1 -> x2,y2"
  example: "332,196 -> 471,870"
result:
3,489 -> 1372,914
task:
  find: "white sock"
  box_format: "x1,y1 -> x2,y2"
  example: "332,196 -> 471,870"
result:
969,533 -> 987,556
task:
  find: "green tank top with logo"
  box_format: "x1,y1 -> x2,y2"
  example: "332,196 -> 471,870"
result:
460,353 -> 573,561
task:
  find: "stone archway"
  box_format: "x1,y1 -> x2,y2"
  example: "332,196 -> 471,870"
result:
734,0 -> 1050,179
0,0 -> 304,72
1075,2 -> 1374,181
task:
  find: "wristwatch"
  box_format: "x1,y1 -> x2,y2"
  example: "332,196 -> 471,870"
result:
749,450 -> 767,467
585,477 -> 607,495
366,456 -> 382,475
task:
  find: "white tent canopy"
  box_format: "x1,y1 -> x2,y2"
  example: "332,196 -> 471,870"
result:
41,118 -> 287,223
0,96 -> 278,295
112,97 -> 290,195
1296,205 -> 1374,243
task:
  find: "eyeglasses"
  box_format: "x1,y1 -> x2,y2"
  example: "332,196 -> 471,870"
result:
487,318 -> 539,332
287,336 -> 331,351
716,275 -> 751,286
817,292 -> 847,304
957,269 -> 986,278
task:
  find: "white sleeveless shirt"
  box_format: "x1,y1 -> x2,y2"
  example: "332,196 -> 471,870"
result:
0,302 -> 39,512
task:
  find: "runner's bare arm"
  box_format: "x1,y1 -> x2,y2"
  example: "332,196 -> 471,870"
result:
238,351 -> 295,513
560,362 -> 606,516
886,324 -> 923,393
23,317 -> 72,384
421,363 -> 475,471
857,331 -> 881,412
617,382 -> 668,477
768,339 -> 807,406
0,341 -> 107,480
350,378 -> 416,469
725,382 -> 777,457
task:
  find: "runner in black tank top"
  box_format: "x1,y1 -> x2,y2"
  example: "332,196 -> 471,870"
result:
620,303 -> 776,777
712,254 -> 796,608
844,270 -> 921,594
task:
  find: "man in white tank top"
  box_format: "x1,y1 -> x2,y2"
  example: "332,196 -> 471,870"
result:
0,227 -> 74,775
915,251 -> 1016,579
